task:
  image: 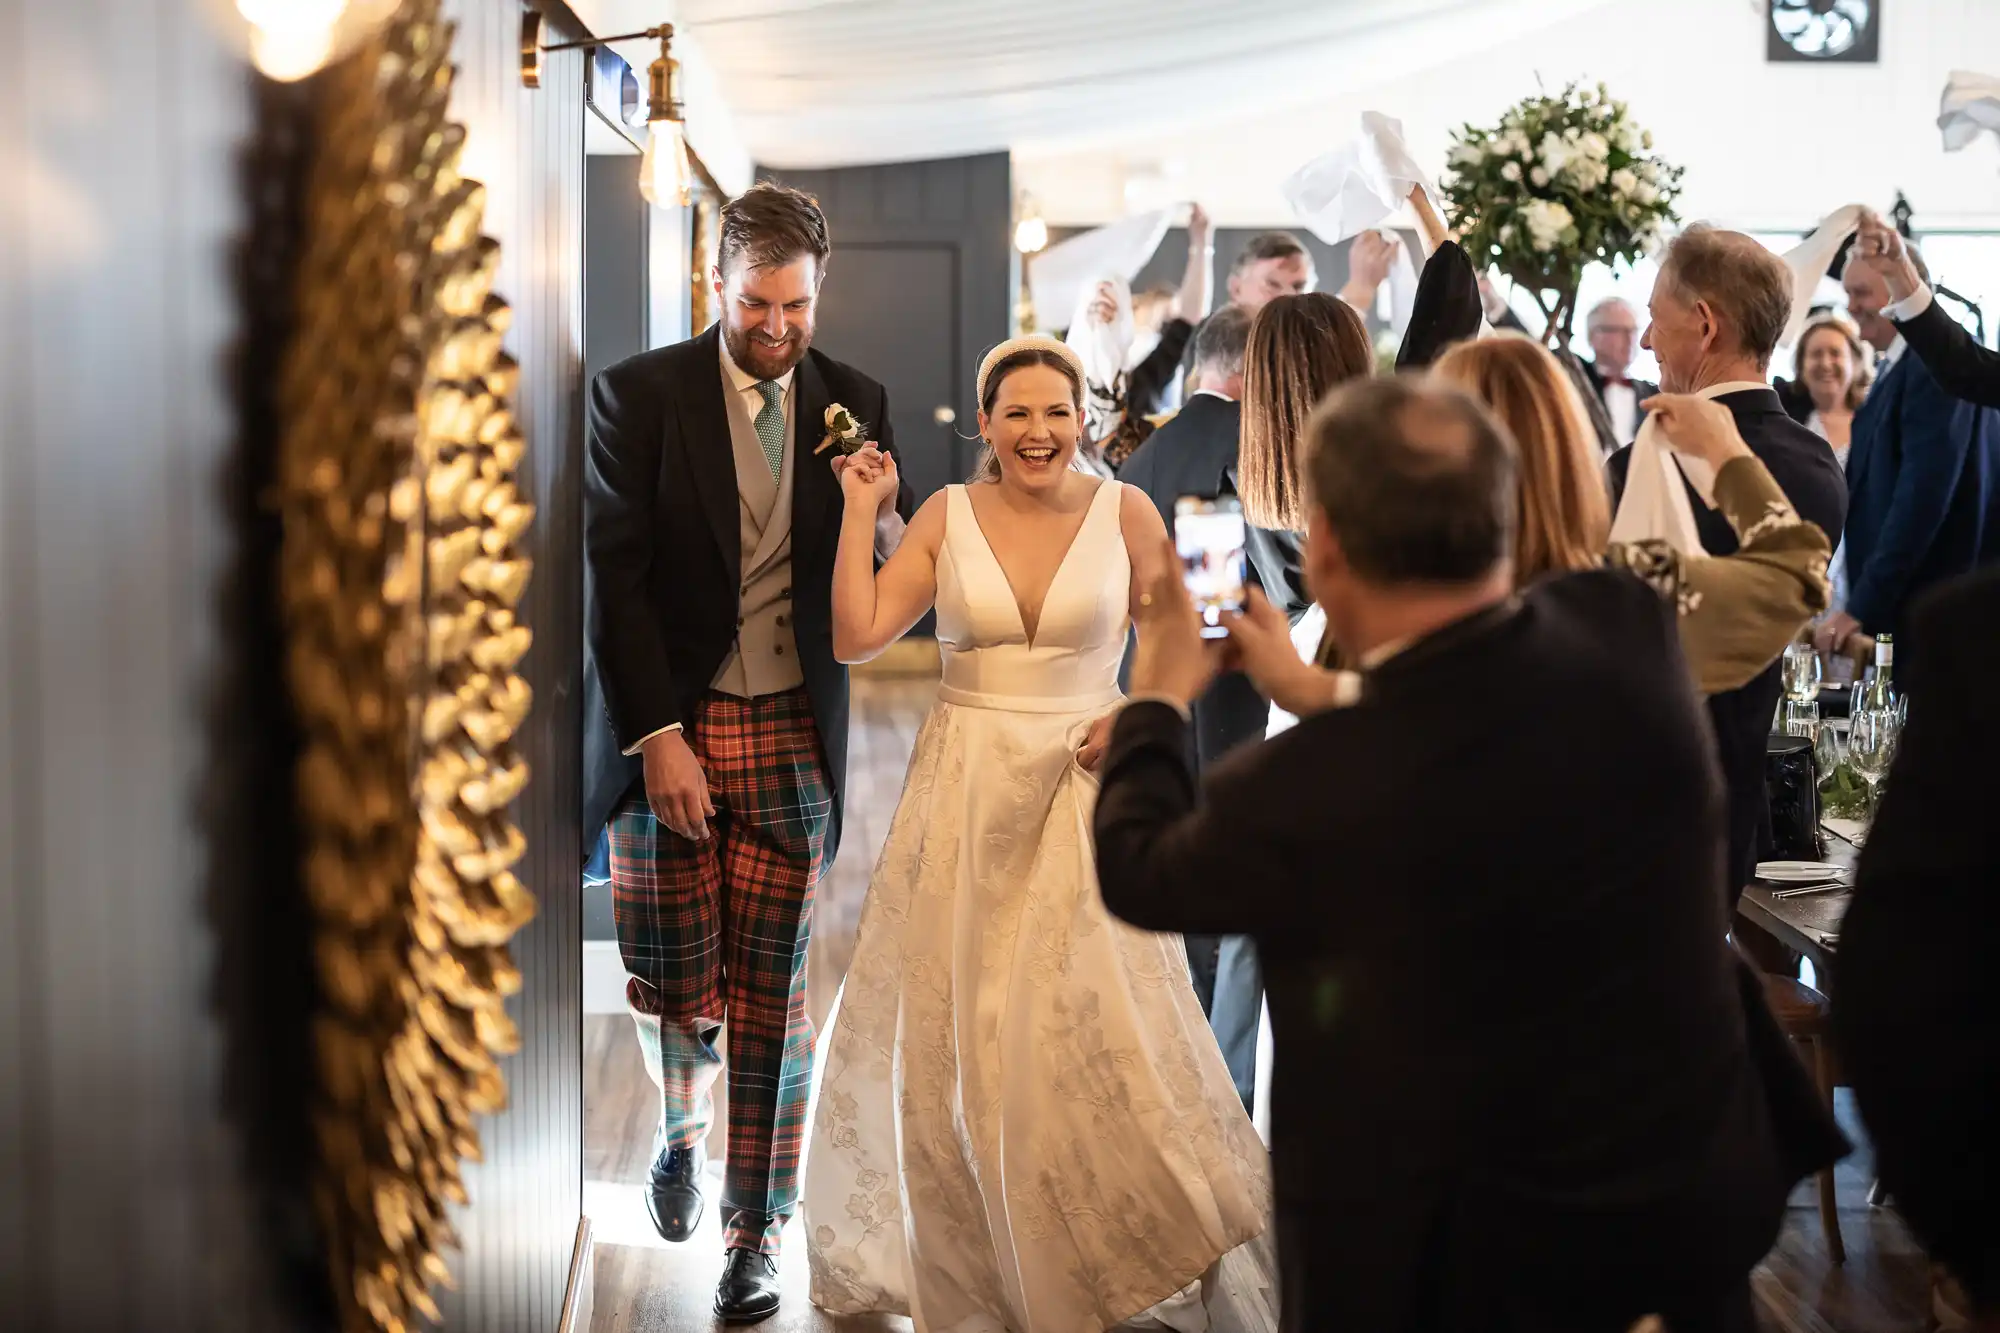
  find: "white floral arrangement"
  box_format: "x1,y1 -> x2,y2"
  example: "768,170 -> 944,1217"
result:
1442,81 -> 1684,347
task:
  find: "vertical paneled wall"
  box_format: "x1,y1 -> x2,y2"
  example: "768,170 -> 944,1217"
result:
0,2 -> 313,1329
2,1 -> 586,1328
438,1 -> 588,1328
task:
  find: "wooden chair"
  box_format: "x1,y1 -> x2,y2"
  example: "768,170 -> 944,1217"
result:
1759,972 -> 1847,1264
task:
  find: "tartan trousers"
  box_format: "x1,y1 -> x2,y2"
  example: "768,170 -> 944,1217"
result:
609,687 -> 830,1255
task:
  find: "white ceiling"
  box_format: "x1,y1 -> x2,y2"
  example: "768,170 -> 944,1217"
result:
569,0 -> 1610,169
565,0 -> 2000,230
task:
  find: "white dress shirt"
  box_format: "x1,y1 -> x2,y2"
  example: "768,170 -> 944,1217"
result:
1601,379 -> 1640,447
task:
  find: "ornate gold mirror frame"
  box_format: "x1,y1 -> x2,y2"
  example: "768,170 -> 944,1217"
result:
274,2 -> 536,1328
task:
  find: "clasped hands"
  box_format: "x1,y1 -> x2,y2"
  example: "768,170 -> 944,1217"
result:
834,442 -> 899,515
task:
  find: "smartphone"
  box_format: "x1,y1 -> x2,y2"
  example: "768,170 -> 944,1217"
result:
1173,494 -> 1248,639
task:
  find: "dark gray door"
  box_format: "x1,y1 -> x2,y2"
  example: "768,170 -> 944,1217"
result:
814,241 -> 963,501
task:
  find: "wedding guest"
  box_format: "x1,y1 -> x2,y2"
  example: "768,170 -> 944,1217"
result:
1835,565 -> 2000,1328
1097,375 -> 1848,1333
1433,336 -> 1831,694
1176,291 -> 1373,1110
1226,229 -> 1316,313
1097,204 -> 1216,469
1857,207 -> 2000,409
1609,224 -> 1848,904
1118,303 -> 1256,1012
1789,314 -> 1871,628
1792,313 -> 1871,463
1811,242 -> 2000,674
1581,297 -> 1659,446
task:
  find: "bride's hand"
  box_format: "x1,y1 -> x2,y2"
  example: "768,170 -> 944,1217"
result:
839,444 -> 898,514
1076,713 -> 1115,773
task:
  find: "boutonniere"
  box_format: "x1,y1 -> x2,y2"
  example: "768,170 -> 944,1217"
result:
814,403 -> 869,456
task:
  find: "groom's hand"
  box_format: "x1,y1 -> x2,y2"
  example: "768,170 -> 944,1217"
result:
835,444 -> 898,517
642,729 -> 713,842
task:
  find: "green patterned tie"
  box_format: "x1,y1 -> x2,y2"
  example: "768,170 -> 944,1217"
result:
753,380 -> 785,481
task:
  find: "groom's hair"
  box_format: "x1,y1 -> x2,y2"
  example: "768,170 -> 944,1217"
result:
1305,377 -> 1517,587
720,182 -> 831,277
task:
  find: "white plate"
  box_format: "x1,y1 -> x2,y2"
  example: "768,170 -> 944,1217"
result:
1757,860 -> 1849,884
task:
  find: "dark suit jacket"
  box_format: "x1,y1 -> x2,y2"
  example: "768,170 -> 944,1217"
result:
1897,296 -> 2000,409
1834,567 -> 2000,1307
581,325 -> 915,848
1841,347 -> 2000,637
1118,394 -> 1269,765
1094,573 -> 1847,1332
1608,388 -> 1848,897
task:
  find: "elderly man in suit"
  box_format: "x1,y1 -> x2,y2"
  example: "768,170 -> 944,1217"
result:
1811,235 -> 2000,675
1609,225 -> 1848,905
584,182 -> 914,1320
1581,296 -> 1659,446
1096,375 -> 1846,1333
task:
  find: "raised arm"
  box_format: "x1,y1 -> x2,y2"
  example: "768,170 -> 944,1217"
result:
1173,204 -> 1215,323
832,454 -> 945,664
1609,395 -> 1831,695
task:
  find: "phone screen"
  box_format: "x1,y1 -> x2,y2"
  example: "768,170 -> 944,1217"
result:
1174,495 -> 1248,639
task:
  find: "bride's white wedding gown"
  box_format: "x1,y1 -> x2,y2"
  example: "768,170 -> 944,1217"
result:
805,480 -> 1269,1332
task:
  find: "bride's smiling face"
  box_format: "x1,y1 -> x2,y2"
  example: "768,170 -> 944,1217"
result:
978,365 -> 1081,492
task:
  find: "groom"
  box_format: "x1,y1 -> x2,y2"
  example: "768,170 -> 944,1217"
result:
583,181 -> 912,1321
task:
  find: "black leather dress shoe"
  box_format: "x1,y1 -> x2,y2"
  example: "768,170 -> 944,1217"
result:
713,1246 -> 780,1323
643,1130 -> 704,1243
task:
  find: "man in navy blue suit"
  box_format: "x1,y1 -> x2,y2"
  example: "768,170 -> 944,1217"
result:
1816,245 -> 2000,677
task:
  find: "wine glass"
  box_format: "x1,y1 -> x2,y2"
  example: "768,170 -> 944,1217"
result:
1783,640 -> 1822,704
1847,708 -> 1898,817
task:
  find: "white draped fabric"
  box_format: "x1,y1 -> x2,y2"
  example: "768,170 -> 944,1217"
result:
579,0 -> 1623,170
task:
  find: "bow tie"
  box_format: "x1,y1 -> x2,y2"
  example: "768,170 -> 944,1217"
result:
1602,373 -> 1632,387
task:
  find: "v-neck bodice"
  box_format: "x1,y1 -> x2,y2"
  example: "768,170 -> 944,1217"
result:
934,481 -> 1130,714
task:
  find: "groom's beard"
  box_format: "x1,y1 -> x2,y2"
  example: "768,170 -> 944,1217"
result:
726,322 -> 813,381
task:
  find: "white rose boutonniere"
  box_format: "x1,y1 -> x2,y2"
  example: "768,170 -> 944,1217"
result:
815,402 -> 870,456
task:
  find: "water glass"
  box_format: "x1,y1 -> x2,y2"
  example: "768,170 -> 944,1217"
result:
1782,640 -> 1822,704
1782,698 -> 1821,741
1848,707 -> 1898,815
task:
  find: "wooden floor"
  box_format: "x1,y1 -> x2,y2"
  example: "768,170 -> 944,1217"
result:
585,674 -> 1934,1333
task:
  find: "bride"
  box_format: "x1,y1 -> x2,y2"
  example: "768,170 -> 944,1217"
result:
804,336 -> 1269,1332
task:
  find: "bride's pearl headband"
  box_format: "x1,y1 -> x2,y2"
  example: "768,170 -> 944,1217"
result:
975,335 -> 1090,408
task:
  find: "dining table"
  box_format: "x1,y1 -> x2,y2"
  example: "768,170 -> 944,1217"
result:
1735,824 -> 1862,975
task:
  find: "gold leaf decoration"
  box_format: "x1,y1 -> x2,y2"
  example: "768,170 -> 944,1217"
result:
273,2 -> 535,1329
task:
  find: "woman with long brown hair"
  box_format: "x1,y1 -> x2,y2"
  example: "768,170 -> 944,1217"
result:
1431,333 -> 1832,693
1236,292 -> 1375,623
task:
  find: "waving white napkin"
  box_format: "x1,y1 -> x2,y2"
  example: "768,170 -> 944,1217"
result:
1779,204 -> 1865,349
1065,275 -> 1134,437
1281,111 -> 1438,245
1027,208 -> 1175,339
1608,413 -> 1715,555
1940,70 -> 2000,152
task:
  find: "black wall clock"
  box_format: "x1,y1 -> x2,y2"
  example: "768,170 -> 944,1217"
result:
1768,0 -> 1880,63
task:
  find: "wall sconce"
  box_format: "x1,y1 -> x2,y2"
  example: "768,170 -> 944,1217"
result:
1013,195 -> 1048,255
522,12 -> 693,207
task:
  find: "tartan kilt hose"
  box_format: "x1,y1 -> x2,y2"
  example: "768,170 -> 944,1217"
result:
609,687 -> 831,1255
